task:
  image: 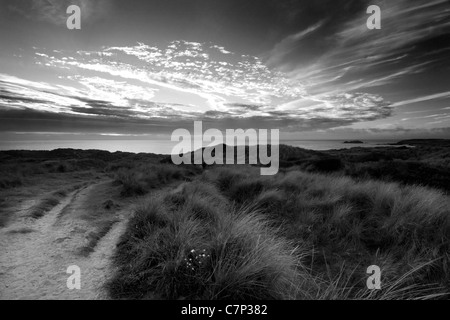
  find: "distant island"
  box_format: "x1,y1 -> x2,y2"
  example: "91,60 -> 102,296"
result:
343,140 -> 364,144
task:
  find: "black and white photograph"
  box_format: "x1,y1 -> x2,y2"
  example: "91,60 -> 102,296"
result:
0,0 -> 449,306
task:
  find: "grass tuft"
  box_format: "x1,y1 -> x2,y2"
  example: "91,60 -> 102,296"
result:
107,166 -> 450,299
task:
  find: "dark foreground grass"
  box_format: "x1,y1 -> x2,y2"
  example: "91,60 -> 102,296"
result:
78,217 -> 120,257
107,166 -> 450,300
28,183 -> 86,219
71,182 -> 124,257
107,181 -> 302,299
0,199 -> 12,227
205,167 -> 450,297
28,195 -> 62,219
114,164 -> 198,196
0,172 -> 24,189
6,227 -> 35,234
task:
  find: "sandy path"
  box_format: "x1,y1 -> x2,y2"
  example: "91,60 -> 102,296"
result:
0,181 -> 128,300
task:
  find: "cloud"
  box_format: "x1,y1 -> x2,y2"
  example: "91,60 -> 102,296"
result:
1,38 -> 396,135
265,0 -> 450,95
265,20 -> 325,66
210,45 -> 233,55
8,0 -> 111,26
391,91 -> 450,107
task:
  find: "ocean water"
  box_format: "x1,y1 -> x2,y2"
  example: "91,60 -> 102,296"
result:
0,139 -> 401,154
282,140 -> 400,151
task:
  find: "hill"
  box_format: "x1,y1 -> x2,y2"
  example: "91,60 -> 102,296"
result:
161,140 -> 450,192
1,140 -> 449,300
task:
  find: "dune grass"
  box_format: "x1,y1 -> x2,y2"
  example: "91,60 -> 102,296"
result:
0,199 -> 12,228
6,227 -> 35,234
66,181 -> 124,257
114,164 -> 197,196
107,181 -> 303,299
78,217 -> 120,257
28,195 -> 62,219
0,172 -> 24,189
28,183 -> 86,219
107,165 -> 449,299
203,167 -> 450,296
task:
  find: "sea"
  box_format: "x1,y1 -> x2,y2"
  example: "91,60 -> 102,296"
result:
0,139 -> 402,154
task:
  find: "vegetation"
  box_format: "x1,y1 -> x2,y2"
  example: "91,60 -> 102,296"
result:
107,165 -> 450,299
113,164 -> 198,196
78,217 -> 120,257
28,184 -> 85,219
161,140 -> 450,192
28,195 -> 62,219
1,142 -> 449,299
107,182 -> 301,299
6,227 -> 35,234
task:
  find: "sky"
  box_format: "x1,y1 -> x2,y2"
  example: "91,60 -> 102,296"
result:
0,0 -> 449,148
